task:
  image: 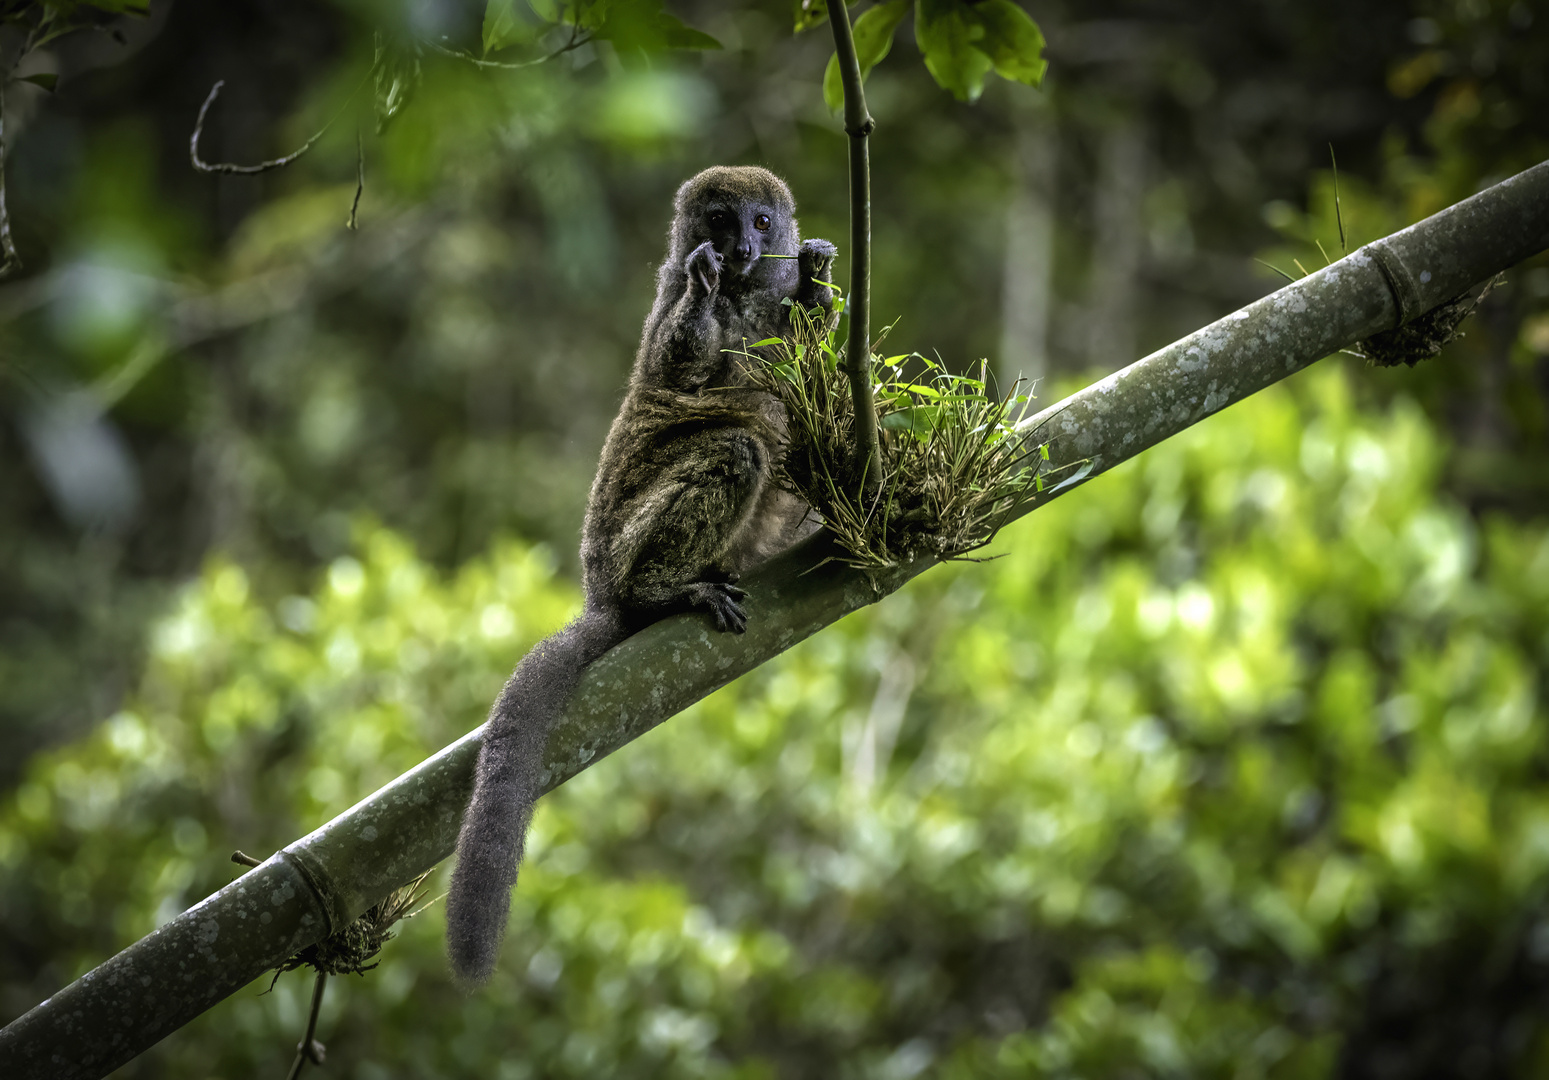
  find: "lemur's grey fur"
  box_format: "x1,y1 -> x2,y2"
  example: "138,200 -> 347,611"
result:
446,166 -> 837,984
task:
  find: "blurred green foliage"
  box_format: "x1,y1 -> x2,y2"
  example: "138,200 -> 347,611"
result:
6,363 -> 1549,1075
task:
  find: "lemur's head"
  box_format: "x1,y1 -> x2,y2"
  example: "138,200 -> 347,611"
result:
673,166 -> 800,283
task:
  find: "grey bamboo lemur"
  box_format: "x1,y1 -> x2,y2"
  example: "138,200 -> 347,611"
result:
446,166 -> 837,984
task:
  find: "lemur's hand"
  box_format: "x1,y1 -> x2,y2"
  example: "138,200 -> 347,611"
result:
686,240 -> 723,298
799,238 -> 837,281
796,238 -> 838,313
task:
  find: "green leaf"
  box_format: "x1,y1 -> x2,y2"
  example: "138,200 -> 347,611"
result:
529,0 -> 611,28
1048,459 -> 1094,493
822,0 -> 910,113
854,0 -> 911,71
915,0 -> 994,103
373,35 -> 422,135
794,0 -> 860,33
14,73 -> 57,92
913,0 -> 1048,102
823,54 -> 844,113
976,0 -> 1047,87
656,14 -> 721,49
580,0 -> 614,32
595,0 -> 721,54
880,405 -> 941,440
483,0 -> 540,54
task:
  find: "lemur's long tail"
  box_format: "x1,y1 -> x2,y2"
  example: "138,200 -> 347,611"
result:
446,606 -> 627,984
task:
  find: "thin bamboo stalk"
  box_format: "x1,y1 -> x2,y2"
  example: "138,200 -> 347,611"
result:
825,0 -> 883,497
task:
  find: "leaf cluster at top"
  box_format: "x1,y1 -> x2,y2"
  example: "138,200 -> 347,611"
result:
803,0 -> 1047,108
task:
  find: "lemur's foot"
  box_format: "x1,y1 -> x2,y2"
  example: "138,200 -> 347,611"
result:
690,580 -> 748,634
686,240 -> 723,297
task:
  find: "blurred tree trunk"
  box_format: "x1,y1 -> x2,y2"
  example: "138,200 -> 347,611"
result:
191,350 -> 257,564
999,96 -> 1058,391
1085,114 -> 1148,370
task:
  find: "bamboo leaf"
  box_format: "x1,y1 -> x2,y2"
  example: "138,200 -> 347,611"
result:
596,1 -> 722,52
794,0 -> 861,34
975,0 -> 1046,87
483,0 -> 544,53
823,0 -> 910,112
915,0 -> 994,103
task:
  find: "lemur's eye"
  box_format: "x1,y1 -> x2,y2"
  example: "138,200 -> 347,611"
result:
754,214 -> 772,232
708,210 -> 730,229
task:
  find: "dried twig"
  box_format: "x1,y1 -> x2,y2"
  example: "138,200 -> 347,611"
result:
281,971 -> 327,1080
189,80 -> 329,175
423,23 -> 592,70
189,13 -> 588,206
1330,143 -> 1346,251
347,129 -> 363,231
190,56 -> 381,177
0,80 -> 19,279
231,851 -> 430,1078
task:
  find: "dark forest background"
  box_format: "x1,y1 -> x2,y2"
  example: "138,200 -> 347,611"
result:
2,1 -> 1548,1076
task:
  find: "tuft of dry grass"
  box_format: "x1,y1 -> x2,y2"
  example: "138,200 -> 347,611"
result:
746,303 -> 1075,570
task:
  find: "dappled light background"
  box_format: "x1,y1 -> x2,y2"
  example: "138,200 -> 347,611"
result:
2,0 -> 1548,1076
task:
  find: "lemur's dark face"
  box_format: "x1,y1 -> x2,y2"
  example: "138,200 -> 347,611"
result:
673,166 -> 799,291
699,199 -> 784,277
